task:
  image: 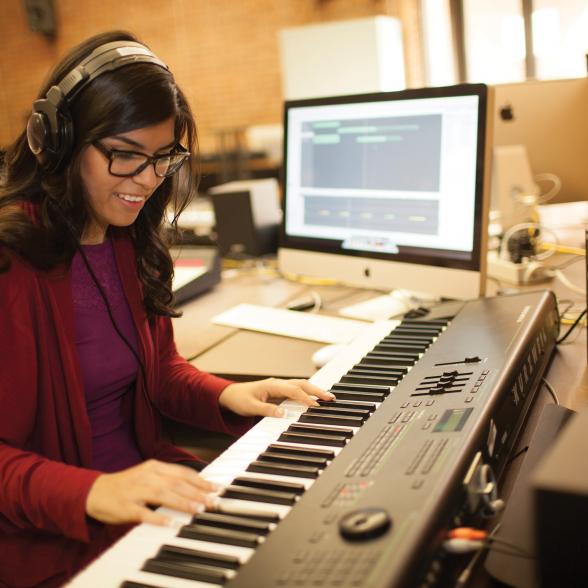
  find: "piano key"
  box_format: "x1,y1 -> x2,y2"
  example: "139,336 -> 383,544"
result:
191,512 -> 275,535
232,475 -> 306,495
278,430 -> 348,447
156,544 -> 242,569
287,423 -> 356,440
287,423 -> 354,439
178,524 -> 264,549
331,382 -> 391,395
306,405 -> 370,420
346,368 -> 402,381
257,451 -> 329,468
214,501 -> 283,522
142,556 -> 235,584
374,343 -> 428,352
299,412 -> 365,427
247,460 -> 320,479
317,399 -> 377,412
339,374 -> 403,387
353,362 -> 409,374
221,484 -> 300,505
266,441 -> 337,458
326,390 -> 386,402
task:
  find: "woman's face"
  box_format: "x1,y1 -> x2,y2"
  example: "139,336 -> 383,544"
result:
79,117 -> 176,244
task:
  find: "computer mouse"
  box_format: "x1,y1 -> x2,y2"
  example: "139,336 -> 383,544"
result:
311,344 -> 346,368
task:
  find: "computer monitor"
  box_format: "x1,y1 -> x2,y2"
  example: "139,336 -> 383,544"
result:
278,84 -> 493,300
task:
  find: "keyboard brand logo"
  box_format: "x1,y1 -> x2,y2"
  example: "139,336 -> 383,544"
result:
516,305 -> 530,324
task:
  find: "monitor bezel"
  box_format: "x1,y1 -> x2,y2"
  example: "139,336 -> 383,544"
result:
279,83 -> 490,273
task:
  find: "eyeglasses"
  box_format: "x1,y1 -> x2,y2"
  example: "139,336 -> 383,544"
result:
92,141 -> 190,178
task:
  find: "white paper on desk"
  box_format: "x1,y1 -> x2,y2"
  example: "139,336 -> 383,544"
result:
538,201 -> 588,248
211,303 -> 368,343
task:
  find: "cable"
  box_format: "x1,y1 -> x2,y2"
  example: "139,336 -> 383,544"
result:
533,172 -> 561,204
76,244 -> 149,391
552,268 -> 586,296
542,377 -> 560,406
48,199 -> 150,393
557,307 -> 587,344
499,222 -> 558,263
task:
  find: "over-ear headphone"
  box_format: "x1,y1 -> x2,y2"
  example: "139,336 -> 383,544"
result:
26,40 -> 169,174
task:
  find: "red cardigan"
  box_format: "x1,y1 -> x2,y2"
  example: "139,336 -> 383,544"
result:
0,229 -> 250,588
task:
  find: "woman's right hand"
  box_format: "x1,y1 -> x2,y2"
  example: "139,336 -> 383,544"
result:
85,459 -> 219,526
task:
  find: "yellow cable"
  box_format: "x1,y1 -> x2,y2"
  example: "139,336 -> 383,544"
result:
538,243 -> 585,256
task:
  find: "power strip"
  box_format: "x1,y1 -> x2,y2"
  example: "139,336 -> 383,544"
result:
487,251 -> 553,285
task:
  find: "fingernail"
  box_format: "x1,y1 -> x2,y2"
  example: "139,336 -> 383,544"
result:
274,407 -> 285,417
327,392 -> 336,399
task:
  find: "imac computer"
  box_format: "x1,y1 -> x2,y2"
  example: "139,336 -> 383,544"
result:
278,84 -> 493,300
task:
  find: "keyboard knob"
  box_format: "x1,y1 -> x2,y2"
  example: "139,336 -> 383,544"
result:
339,507 -> 392,541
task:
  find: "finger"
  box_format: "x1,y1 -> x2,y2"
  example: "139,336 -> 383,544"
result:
247,398 -> 287,418
295,379 -> 336,401
144,485 -> 213,515
273,382 -> 319,408
152,461 -> 218,492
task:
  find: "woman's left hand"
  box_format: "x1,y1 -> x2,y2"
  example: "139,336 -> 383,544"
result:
218,378 -> 335,418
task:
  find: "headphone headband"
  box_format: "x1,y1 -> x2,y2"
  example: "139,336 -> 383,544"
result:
27,40 -> 170,173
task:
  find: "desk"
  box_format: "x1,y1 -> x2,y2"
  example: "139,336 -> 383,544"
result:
169,262 -> 587,585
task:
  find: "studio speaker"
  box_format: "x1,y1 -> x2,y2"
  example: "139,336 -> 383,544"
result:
209,178 -> 282,257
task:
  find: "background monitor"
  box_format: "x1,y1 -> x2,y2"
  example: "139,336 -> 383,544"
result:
278,84 -> 493,300
493,77 -> 588,204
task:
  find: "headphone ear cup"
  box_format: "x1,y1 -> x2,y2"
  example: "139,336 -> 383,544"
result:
27,86 -> 71,173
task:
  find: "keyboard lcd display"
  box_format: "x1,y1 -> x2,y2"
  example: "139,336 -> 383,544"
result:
434,408 -> 474,433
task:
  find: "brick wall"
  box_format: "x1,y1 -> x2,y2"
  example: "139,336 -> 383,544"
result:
0,0 -> 421,154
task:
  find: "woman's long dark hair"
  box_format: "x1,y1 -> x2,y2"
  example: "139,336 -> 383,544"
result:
0,30 -> 198,318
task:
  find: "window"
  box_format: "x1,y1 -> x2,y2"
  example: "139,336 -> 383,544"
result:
421,0 -> 588,83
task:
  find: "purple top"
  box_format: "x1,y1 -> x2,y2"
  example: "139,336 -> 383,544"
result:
72,237 -> 143,472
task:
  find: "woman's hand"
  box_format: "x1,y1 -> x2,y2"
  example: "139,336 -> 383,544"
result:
86,460 -> 218,526
218,378 -> 335,418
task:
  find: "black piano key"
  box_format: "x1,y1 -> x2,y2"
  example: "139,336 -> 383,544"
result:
317,399 -> 376,412
157,544 -> 241,570
178,523 -> 263,548
346,368 -> 402,382
258,451 -> 329,468
382,334 -> 432,343
267,441 -> 337,457
354,362 -> 408,375
359,356 -> 415,368
340,374 -> 401,387
221,484 -> 299,505
232,475 -> 306,494
306,405 -> 370,421
120,582 -> 161,588
278,430 -> 348,447
374,343 -> 428,352
192,512 -> 275,535
287,423 -> 354,439
299,412 -> 364,427
395,325 -> 443,335
331,382 -> 390,394
247,460 -> 320,479
142,556 -> 234,584
327,390 -> 386,402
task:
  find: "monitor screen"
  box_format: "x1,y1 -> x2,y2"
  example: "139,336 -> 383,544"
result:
278,84 -> 493,300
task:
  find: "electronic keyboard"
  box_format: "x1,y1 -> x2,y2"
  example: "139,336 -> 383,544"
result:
67,290 -> 559,588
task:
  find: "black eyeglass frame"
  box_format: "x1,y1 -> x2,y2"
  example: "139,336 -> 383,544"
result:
92,140 -> 191,178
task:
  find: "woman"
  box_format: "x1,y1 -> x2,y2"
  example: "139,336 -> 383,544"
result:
0,31 -> 332,588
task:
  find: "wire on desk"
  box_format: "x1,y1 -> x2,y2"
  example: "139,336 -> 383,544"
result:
556,307 -> 587,344
542,377 -> 560,406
